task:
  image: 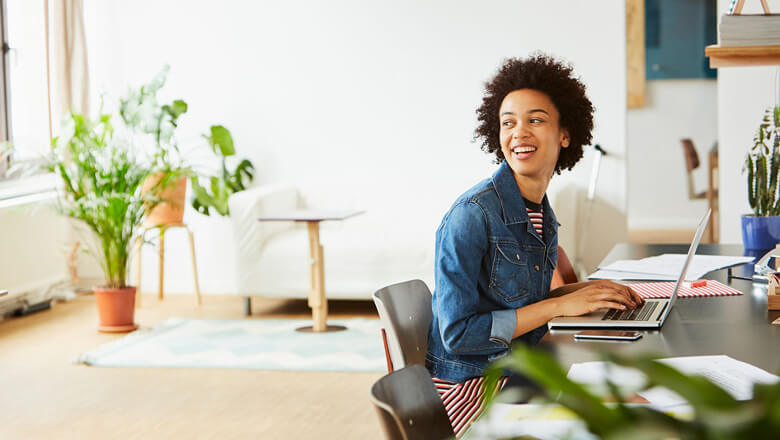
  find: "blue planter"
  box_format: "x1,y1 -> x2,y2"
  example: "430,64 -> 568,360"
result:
741,215 -> 780,251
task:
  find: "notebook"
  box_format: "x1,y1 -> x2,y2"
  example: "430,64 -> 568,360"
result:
548,208 -> 711,329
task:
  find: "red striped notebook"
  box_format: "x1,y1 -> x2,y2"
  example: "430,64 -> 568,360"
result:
627,280 -> 742,298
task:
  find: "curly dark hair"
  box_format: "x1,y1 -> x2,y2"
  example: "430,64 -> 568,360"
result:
474,53 -> 594,174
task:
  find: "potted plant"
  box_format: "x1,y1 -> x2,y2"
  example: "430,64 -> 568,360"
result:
743,105 -> 780,252
120,66 -> 255,221
48,111 -> 155,332
483,345 -> 780,439
119,66 -> 191,228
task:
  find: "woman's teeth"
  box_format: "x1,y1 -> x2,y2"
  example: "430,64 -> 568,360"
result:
513,146 -> 537,153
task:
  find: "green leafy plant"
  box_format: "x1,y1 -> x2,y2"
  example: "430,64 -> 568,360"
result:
483,345 -> 780,440
48,112 -> 155,288
119,65 -> 190,190
119,66 -> 254,216
745,105 -> 780,216
190,125 -> 254,216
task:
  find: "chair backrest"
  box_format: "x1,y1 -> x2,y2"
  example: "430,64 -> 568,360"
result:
372,280 -> 432,372
550,245 -> 578,289
680,139 -> 704,199
370,364 -> 454,440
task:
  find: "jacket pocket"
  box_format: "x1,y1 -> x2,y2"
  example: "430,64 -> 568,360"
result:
489,242 -> 530,302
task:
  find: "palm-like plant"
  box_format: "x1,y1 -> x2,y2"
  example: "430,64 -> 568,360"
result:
48,112 -> 154,288
745,106 -> 780,216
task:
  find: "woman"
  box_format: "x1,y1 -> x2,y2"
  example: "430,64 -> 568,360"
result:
425,53 -> 643,437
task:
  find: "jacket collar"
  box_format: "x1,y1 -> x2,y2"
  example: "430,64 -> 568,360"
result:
491,161 -> 559,228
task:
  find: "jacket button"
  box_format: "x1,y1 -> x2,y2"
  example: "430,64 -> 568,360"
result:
515,253 -> 520,260
534,265 -> 540,271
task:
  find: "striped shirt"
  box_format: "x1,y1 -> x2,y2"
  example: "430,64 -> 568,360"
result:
432,376 -> 508,437
524,198 -> 544,241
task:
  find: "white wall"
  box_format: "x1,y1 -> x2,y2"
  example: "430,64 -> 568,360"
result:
82,0 -> 627,293
627,80 -> 717,231
717,0 -> 780,244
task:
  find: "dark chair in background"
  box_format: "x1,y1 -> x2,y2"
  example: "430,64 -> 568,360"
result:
680,139 -> 719,243
370,364 -> 455,440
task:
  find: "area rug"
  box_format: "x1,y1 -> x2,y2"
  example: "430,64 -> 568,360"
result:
75,317 -> 386,372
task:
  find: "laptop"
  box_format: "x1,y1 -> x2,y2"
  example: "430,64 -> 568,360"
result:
548,208 -> 712,329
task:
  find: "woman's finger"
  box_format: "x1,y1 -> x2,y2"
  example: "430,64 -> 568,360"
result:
594,301 -> 626,311
626,285 -> 645,304
595,290 -> 636,307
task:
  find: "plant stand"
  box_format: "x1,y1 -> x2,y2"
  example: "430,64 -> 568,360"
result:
134,223 -> 202,307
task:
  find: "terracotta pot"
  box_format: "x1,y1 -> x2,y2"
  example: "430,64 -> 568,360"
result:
143,173 -> 187,227
94,286 -> 138,333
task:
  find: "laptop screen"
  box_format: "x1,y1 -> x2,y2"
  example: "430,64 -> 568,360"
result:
668,208 -> 712,310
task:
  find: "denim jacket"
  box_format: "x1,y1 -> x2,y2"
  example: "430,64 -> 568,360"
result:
425,161 -> 559,383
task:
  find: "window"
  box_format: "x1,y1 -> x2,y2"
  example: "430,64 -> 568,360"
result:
5,0 -> 50,162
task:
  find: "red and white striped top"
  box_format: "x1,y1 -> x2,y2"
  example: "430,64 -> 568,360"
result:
525,199 -> 544,239
432,376 -> 508,437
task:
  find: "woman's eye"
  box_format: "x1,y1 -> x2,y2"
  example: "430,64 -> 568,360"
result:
502,120 -> 514,127
530,118 -> 543,123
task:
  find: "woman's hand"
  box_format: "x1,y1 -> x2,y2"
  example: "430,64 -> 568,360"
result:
553,280 -> 644,317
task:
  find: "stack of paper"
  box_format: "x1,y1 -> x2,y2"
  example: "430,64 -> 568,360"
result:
588,254 -> 753,281
567,355 -> 779,409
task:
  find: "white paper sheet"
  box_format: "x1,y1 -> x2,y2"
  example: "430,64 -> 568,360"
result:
566,355 -> 779,408
588,254 -> 754,281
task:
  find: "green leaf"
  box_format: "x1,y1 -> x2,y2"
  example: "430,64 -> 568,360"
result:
492,346 -> 624,434
168,99 -> 188,119
206,125 -> 235,156
606,353 -> 740,411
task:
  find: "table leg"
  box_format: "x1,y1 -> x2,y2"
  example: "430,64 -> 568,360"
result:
297,221 -> 345,333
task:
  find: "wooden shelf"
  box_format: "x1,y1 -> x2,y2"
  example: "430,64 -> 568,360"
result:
706,44 -> 780,67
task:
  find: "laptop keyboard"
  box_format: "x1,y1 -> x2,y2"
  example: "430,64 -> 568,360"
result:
602,301 -> 659,321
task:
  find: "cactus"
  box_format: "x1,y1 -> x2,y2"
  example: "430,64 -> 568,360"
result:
744,106 -> 780,216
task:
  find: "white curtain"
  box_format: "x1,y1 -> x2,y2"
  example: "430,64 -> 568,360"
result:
49,0 -> 90,125
47,0 -> 96,286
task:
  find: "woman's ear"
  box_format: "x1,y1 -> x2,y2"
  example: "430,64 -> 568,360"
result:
560,130 -> 571,148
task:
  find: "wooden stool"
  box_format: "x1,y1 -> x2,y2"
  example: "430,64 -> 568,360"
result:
134,223 -> 201,307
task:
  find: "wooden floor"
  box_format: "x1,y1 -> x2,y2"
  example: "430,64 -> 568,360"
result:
0,293 -> 384,440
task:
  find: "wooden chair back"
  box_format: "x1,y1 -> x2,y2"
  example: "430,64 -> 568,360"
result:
681,139 -> 705,199
551,245 -> 578,289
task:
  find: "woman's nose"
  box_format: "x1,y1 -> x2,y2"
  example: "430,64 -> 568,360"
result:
512,123 -> 529,139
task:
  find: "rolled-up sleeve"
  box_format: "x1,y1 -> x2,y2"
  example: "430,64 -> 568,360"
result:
489,309 -> 516,346
435,201 -> 516,355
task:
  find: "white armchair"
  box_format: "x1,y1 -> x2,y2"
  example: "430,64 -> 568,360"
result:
228,183 -> 436,314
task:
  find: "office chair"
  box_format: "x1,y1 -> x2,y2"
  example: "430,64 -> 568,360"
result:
370,364 -> 454,440
372,280 -> 432,373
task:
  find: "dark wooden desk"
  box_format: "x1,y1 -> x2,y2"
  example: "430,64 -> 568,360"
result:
542,243 -> 780,373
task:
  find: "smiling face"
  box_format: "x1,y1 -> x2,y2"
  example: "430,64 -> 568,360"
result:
499,89 -> 570,184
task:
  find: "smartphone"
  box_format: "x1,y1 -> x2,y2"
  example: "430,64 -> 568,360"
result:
574,330 -> 642,341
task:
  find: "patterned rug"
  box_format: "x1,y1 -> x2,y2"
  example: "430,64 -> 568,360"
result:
75,317 -> 386,372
